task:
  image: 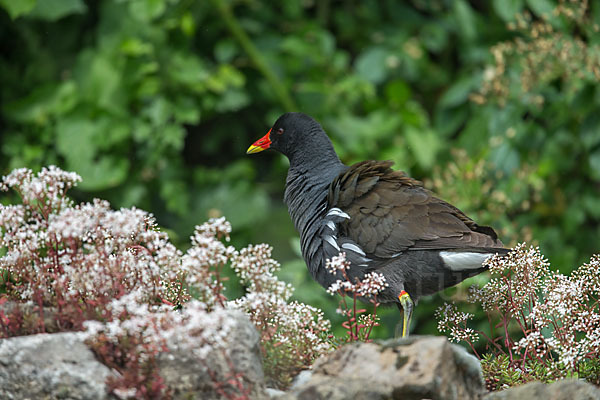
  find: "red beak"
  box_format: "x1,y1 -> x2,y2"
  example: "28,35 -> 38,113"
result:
246,129 -> 272,154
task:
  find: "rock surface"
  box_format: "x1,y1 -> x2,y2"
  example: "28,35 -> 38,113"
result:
484,379 -> 600,400
3,323 -> 598,400
0,309 -> 267,400
0,331 -> 114,400
282,335 -> 485,400
158,309 -> 268,400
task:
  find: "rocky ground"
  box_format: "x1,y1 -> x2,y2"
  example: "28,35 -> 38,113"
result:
1,310 -> 599,400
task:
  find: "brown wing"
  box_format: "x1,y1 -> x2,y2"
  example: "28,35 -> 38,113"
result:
327,160 -> 504,258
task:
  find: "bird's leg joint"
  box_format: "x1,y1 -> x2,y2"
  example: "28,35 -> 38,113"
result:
398,290 -> 414,338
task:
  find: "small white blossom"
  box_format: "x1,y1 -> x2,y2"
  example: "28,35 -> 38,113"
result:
325,252 -> 350,273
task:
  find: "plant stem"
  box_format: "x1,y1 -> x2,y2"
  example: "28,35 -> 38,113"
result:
502,309 -> 514,364
353,292 -> 358,339
478,329 -> 506,355
364,300 -> 378,341
467,339 -> 480,359
210,0 -> 297,111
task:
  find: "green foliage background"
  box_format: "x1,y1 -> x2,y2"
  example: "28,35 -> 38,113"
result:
1,0 -> 599,338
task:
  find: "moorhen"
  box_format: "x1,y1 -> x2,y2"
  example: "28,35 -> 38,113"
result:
247,112 -> 507,337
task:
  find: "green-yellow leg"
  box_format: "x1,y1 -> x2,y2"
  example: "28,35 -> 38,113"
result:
394,308 -> 404,338
397,290 -> 414,338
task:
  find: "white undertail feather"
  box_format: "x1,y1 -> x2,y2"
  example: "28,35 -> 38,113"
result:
439,252 -> 492,271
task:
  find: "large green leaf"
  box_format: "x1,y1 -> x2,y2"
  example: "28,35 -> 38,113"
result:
405,126 -> 442,170
56,117 -> 96,163
490,142 -> 520,173
355,47 -> 389,85
0,0 -> 36,19
76,157 -> 130,191
28,0 -> 86,21
453,0 -> 477,41
3,82 -> 77,124
580,112 -> 600,150
526,0 -> 555,19
76,52 -> 123,112
55,117 -> 129,190
129,0 -> 166,21
493,0 -> 523,22
589,151 -> 600,180
439,74 -> 481,108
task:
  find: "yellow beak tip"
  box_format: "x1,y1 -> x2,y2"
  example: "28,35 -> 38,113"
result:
246,145 -> 264,154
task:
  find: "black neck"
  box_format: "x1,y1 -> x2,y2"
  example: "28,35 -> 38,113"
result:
285,124 -> 342,172
284,156 -> 346,278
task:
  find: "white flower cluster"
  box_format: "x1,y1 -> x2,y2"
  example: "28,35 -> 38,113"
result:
0,166 -> 81,210
325,252 -> 350,274
325,253 -> 388,299
472,243 -> 550,314
0,167 -> 182,305
356,271 -> 389,297
435,303 -> 479,344
181,218 -> 236,307
324,252 -> 388,341
229,244 -> 332,363
513,331 -> 547,357
437,243 -> 600,374
231,244 -> 291,299
524,256 -> 600,369
84,289 -> 234,360
1,166 -> 335,379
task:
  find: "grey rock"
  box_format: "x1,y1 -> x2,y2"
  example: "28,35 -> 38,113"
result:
290,370 -> 313,389
0,331 -> 115,400
267,369 -> 312,399
158,309 -> 268,400
266,387 -> 287,398
484,379 -> 600,400
283,335 -> 485,400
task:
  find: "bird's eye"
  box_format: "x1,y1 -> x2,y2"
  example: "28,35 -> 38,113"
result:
277,128 -> 284,135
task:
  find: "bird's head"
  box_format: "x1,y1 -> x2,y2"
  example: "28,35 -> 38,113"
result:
247,112 -> 328,160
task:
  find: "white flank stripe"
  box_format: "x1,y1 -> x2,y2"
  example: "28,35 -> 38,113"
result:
324,235 -> 340,251
327,208 -> 350,219
440,252 -> 492,271
326,221 -> 336,231
341,243 -> 366,257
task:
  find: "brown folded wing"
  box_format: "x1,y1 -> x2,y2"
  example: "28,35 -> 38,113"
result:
327,160 -> 504,259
